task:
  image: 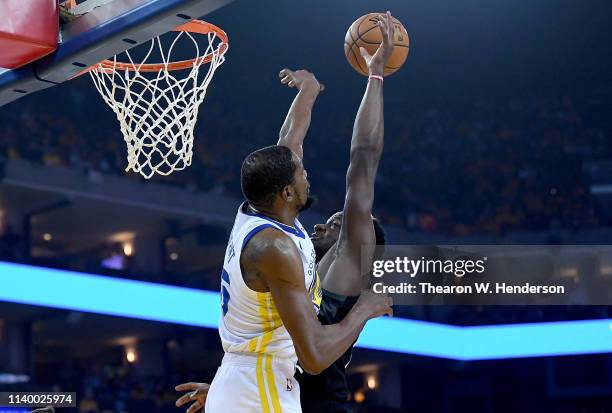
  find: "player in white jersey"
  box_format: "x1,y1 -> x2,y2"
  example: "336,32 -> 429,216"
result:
218,201 -> 320,361
178,13 -> 396,413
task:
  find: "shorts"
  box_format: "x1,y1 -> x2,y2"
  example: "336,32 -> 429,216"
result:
206,352 -> 302,413
297,288 -> 359,413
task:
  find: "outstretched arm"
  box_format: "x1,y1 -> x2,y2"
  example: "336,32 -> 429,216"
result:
323,12 -> 395,296
242,229 -> 392,375
277,69 -> 323,159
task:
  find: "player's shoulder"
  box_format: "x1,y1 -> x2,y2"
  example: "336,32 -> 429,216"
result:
241,228 -> 303,283
243,227 -> 296,262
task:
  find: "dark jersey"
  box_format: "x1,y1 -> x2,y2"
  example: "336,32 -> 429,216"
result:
296,288 -> 359,413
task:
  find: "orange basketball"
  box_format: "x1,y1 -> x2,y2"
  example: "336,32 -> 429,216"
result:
344,13 -> 410,77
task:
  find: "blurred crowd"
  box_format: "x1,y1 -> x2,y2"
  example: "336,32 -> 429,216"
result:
0,93 -> 609,235
2,363 -> 188,413
0,361 -> 396,413
373,95 -> 607,234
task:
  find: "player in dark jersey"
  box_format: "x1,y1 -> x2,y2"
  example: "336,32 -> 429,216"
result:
296,12 -> 394,413
298,212 -> 386,413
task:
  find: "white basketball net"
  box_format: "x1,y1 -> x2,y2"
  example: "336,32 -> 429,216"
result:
89,28 -> 226,178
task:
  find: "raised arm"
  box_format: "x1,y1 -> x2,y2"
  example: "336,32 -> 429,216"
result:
243,229 -> 391,375
322,12 -> 395,295
277,69 -> 323,159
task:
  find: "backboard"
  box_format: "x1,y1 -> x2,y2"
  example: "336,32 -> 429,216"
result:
0,0 -> 235,107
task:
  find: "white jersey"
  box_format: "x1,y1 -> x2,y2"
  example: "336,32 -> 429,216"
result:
218,202 -> 321,364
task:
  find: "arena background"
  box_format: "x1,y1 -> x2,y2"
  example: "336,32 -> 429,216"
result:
1,0 -> 612,412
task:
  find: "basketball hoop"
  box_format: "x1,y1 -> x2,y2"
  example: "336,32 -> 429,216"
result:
88,20 -> 228,179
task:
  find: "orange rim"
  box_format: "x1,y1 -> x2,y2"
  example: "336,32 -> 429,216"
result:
89,20 -> 228,74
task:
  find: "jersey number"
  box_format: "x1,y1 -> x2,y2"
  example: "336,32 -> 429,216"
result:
221,285 -> 230,316
220,268 -> 231,316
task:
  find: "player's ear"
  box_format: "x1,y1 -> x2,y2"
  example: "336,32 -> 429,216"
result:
282,185 -> 294,202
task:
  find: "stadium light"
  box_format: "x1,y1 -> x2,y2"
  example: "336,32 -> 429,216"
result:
367,375 -> 377,390
123,243 -> 134,256
0,261 -> 610,360
126,347 -> 137,363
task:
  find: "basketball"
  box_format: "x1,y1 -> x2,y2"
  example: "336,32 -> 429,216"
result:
344,13 -> 410,76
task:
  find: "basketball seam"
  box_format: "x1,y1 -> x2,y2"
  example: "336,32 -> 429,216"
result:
354,14 -> 371,37
357,15 -> 404,38
357,24 -> 381,40
347,26 -> 368,75
355,38 -> 410,48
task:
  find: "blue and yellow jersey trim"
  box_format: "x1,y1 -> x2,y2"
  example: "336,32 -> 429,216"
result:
310,270 -> 322,312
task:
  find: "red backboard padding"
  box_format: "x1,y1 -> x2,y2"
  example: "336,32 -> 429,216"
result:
0,0 -> 59,69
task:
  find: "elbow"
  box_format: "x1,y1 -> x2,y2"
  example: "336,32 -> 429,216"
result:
298,357 -> 325,375
296,347 -> 326,375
